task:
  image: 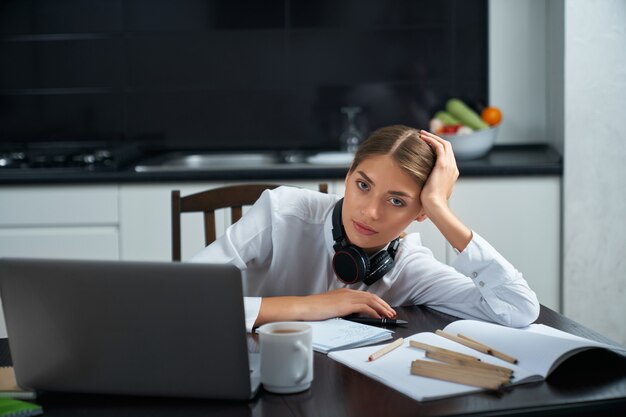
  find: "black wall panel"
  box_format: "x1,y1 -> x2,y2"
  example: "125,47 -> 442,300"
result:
0,0 -> 487,152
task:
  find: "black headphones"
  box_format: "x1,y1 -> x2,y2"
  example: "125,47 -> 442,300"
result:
332,198 -> 400,286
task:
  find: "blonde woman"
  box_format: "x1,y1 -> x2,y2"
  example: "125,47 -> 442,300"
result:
191,125 -> 539,331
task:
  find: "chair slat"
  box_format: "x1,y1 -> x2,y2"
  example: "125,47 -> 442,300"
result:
171,183 -> 328,261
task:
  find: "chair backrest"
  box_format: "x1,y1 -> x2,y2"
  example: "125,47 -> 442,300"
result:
171,183 -> 328,261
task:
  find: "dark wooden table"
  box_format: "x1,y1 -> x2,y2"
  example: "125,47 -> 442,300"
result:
2,305 -> 625,417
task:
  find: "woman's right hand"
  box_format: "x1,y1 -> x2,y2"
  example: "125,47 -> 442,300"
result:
418,130 -> 459,215
302,288 -> 396,320
254,289 -> 396,327
418,130 -> 472,252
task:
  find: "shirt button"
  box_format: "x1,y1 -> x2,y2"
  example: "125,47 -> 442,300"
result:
479,281 -> 485,287
471,272 -> 478,278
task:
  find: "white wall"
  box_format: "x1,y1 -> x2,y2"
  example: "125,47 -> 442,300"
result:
489,0 -> 547,145
562,0 -> 626,345
492,0 -> 626,346
546,0 -> 565,155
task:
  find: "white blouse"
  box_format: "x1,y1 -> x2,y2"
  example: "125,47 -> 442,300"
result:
190,186 -> 540,332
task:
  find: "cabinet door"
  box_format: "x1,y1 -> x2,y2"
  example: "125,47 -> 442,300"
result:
0,230 -> 120,338
449,177 -> 561,310
120,182 -> 221,262
0,227 -> 119,260
0,185 -> 120,338
0,185 -> 118,226
0,185 -> 120,260
119,181 -> 325,262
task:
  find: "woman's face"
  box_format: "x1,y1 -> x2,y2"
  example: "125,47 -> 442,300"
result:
343,154 -> 425,254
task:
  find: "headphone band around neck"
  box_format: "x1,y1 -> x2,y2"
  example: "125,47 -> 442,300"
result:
331,198 -> 345,243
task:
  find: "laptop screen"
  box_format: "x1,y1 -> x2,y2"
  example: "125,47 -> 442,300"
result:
0,258 -> 259,400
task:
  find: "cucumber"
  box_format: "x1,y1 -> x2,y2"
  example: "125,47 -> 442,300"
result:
446,98 -> 489,130
435,111 -> 460,126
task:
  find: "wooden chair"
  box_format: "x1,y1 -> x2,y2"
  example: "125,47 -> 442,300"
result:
171,183 -> 328,261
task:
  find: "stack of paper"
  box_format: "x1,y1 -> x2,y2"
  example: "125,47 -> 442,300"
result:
303,318 -> 393,353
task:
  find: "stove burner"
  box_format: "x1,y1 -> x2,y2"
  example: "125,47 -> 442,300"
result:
31,150 -> 113,169
0,143 -> 136,172
0,152 -> 27,169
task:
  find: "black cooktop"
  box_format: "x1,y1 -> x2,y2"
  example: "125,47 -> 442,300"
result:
0,142 -> 138,172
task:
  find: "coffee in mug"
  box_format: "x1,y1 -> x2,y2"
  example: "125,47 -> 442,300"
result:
270,329 -> 300,334
257,322 -> 313,394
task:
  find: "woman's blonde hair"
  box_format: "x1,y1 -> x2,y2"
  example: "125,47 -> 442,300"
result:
349,125 -> 436,189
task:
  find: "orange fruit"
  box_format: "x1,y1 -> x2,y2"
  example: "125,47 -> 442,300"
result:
481,106 -> 502,126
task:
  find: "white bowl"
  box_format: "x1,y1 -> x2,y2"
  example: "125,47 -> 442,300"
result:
440,126 -> 498,160
306,151 -> 354,165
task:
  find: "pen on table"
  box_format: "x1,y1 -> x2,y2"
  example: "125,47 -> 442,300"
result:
344,317 -> 408,326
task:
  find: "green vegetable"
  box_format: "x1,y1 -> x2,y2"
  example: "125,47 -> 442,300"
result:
446,98 -> 489,130
435,111 -> 460,126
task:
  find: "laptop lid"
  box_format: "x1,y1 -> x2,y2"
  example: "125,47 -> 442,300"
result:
0,258 -> 260,400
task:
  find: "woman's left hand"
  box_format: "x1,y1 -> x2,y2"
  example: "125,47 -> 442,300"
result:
418,130 -> 459,216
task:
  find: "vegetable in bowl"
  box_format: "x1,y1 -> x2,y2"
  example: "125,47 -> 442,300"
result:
430,98 -> 502,160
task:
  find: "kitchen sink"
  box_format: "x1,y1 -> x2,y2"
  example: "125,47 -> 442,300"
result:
133,150 -> 354,172
134,152 -> 285,172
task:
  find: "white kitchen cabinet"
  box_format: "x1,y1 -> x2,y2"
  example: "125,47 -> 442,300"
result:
0,185 -> 120,338
0,227 -> 119,260
0,185 -> 120,260
449,177 -> 561,311
0,176 -> 561,316
119,180 -> 328,262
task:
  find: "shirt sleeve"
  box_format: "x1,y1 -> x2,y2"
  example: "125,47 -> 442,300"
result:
449,232 -> 540,327
396,232 -> 539,328
244,297 -> 262,332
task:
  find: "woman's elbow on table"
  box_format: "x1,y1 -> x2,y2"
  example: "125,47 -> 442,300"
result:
505,293 -> 541,328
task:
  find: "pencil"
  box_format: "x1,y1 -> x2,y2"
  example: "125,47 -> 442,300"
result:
409,340 -> 482,363
410,359 -> 508,391
435,330 -> 490,355
425,351 -> 514,379
457,333 -> 518,364
368,337 -> 404,361
435,330 -> 519,364
408,339 -> 514,377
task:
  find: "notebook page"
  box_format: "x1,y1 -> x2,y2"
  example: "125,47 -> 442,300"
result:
329,332 -> 537,402
303,318 -> 393,353
443,320 -> 623,377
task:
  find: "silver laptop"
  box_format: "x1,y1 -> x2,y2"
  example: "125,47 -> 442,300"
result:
0,258 -> 260,400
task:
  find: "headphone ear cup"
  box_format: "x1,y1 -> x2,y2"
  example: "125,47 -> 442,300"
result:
363,251 -> 394,286
333,246 -> 370,285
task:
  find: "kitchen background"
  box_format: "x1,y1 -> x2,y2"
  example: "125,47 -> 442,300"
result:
0,0 -> 625,345
1,0 -> 487,157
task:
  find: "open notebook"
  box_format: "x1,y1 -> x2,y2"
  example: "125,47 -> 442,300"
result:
302,318 -> 393,353
329,319 -> 626,402
0,258 -> 260,400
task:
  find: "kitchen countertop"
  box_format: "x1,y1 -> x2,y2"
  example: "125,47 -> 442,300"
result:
0,144 -> 561,185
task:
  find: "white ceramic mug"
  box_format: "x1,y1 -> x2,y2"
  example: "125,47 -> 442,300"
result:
257,322 -> 313,394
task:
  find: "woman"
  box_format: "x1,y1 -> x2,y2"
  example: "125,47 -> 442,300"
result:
191,125 -> 540,331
